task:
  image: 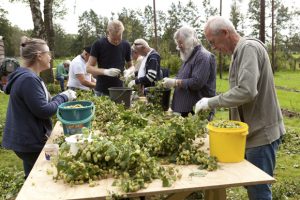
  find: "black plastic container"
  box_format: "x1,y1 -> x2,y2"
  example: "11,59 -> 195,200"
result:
145,87 -> 171,111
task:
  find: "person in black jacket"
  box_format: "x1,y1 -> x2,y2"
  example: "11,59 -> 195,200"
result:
128,38 -> 161,90
3,36 -> 76,179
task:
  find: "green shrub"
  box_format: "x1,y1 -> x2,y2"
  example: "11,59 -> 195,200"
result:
0,168 -> 24,200
0,118 -> 4,144
47,83 -> 61,95
272,178 -> 300,200
161,54 -> 181,76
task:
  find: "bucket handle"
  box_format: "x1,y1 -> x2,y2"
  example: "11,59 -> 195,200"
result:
57,105 -> 95,125
241,131 -> 249,136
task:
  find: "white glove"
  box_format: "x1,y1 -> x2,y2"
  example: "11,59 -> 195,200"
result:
195,97 -> 210,113
162,77 -> 176,88
124,67 -> 135,80
103,68 -> 121,77
61,89 -> 77,101
128,80 -> 136,88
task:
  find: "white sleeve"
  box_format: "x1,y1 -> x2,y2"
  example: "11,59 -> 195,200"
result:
72,61 -> 86,75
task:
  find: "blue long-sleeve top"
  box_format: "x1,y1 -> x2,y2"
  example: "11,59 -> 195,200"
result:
171,45 -> 216,113
3,67 -> 68,152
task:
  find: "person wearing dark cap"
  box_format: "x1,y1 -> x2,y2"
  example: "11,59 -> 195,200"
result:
67,46 -> 96,90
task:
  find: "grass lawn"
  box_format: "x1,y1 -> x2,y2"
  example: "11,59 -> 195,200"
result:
216,71 -> 300,113
0,94 -> 22,170
274,70 -> 300,91
0,70 -> 300,199
277,89 -> 300,112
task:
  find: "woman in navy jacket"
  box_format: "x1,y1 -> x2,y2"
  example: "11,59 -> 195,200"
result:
3,36 -> 76,179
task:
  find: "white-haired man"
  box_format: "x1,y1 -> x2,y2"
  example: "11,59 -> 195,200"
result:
128,38 -> 161,89
162,26 -> 216,118
86,20 -> 133,96
195,16 -> 285,199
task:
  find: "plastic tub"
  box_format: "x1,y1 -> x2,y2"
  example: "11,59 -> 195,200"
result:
108,87 -> 132,108
57,101 -> 95,135
57,101 -> 94,121
207,120 -> 249,163
144,87 -> 171,111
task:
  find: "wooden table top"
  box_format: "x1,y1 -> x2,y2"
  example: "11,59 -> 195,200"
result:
16,122 -> 275,200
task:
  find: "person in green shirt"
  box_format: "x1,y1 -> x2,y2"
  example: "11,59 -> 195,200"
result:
56,60 -> 70,91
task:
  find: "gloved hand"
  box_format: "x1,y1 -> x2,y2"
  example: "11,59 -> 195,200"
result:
162,77 -> 176,88
124,67 -> 135,80
128,80 -> 136,88
103,68 -> 121,77
195,97 -> 210,113
60,89 -> 77,101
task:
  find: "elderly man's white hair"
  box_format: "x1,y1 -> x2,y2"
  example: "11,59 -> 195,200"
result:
63,60 -> 71,65
132,38 -> 150,49
173,26 -> 200,47
204,16 -> 236,35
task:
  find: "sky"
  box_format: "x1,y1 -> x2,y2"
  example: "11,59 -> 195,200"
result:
3,0 -> 300,35
2,0 -> 243,34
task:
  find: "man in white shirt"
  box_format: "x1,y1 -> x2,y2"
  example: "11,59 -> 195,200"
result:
67,46 -> 96,90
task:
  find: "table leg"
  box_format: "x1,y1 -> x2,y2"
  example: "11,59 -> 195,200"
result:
165,191 -> 192,200
204,188 -> 226,200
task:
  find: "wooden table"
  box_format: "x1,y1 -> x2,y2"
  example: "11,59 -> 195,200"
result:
16,122 -> 275,200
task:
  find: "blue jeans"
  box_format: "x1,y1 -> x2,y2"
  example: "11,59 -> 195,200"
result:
56,76 -> 65,92
245,138 -> 281,200
14,151 -> 40,179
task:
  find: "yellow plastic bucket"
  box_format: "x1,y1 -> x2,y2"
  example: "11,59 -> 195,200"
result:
207,120 -> 249,163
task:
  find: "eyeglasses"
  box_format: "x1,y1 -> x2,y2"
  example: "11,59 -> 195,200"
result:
134,43 -> 143,46
39,50 -> 52,57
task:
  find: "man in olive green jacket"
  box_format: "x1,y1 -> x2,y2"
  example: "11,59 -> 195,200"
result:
195,16 -> 285,200
56,60 -> 70,91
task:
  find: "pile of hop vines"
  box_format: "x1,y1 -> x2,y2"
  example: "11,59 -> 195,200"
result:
210,120 -> 242,128
53,93 -> 218,193
64,104 -> 84,109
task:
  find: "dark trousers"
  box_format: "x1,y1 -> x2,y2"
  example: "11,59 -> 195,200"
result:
56,76 -> 65,92
14,151 -> 40,179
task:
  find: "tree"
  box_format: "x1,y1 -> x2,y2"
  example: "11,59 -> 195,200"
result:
272,0 -> 298,71
0,6 -> 25,57
141,5 -> 167,47
54,25 -> 77,58
247,0 -> 261,38
163,1 -> 201,53
260,0 -> 265,43
199,0 -> 218,44
117,8 -> 145,43
77,10 -> 103,47
9,0 -> 67,83
230,0 -> 245,36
